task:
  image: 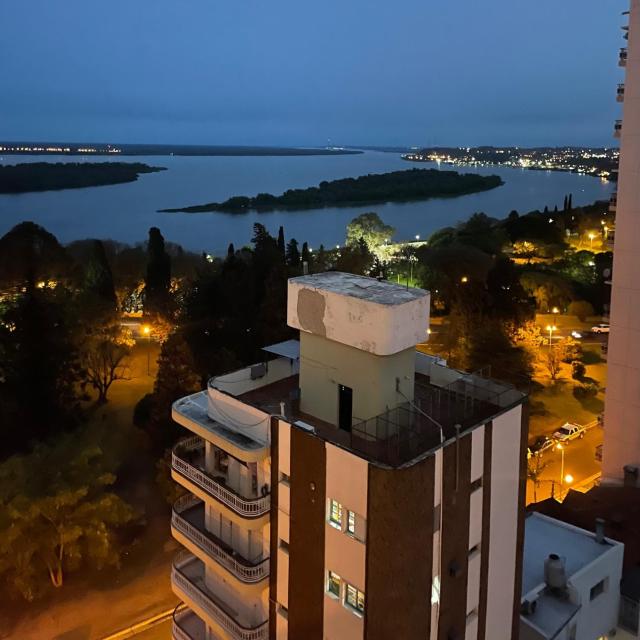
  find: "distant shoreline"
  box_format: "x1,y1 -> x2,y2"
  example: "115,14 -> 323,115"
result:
0,162 -> 165,194
160,168 -> 504,214
0,142 -> 363,158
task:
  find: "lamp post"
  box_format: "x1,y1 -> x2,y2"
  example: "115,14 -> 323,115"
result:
589,232 -> 596,250
556,443 -> 565,490
142,324 -> 151,376
546,324 -> 557,346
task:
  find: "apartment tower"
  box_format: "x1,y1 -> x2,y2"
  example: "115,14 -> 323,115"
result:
603,0 -> 640,483
170,272 -> 528,640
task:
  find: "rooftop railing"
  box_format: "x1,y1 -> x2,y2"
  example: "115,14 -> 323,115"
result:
172,606 -> 206,640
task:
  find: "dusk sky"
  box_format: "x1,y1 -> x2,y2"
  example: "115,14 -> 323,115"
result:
0,0 -> 625,147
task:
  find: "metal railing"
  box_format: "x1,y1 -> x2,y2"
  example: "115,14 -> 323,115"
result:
172,495 -> 269,583
172,606 -> 205,640
171,552 -> 269,640
172,437 -> 270,517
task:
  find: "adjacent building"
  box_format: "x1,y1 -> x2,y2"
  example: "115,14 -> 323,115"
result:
602,0 -> 640,483
170,272 -> 528,639
520,513 -> 624,640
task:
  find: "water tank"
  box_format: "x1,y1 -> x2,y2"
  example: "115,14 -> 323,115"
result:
544,554 -> 567,590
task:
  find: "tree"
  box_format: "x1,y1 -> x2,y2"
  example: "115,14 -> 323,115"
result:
527,454 -> 549,503
301,242 -> 311,268
544,345 -> 563,381
345,212 -> 395,252
0,432 -> 135,600
227,243 -> 235,259
277,226 -> 286,255
571,360 -> 586,381
314,245 -> 328,272
286,239 -> 300,268
144,227 -> 171,317
567,300 -> 595,322
82,239 -> 117,319
81,325 -> 134,403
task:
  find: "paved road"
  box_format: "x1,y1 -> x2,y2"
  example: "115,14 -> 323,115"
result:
527,426 -> 603,504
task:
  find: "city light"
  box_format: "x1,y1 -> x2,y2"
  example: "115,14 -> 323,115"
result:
564,474 -> 574,485
546,325 -> 557,345
461,276 -> 468,283
552,307 -> 559,314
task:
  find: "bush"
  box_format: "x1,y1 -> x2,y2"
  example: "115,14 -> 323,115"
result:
571,360 -> 586,381
133,393 -> 154,429
573,382 -> 599,399
560,337 -> 582,363
567,300 -> 595,322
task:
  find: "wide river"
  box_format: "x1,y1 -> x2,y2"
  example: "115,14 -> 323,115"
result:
0,151 -> 614,254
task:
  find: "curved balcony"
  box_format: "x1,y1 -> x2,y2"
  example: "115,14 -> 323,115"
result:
620,47 -> 628,67
172,495 -> 269,583
172,552 -> 269,640
173,606 -> 206,640
172,437 -> 270,518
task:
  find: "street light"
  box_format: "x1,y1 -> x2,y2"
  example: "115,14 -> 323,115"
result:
552,306 -> 559,315
546,324 -> 557,346
461,276 -> 469,284
588,232 -> 596,249
564,474 -> 574,485
415,234 -> 420,241
142,324 -> 151,376
556,443 -> 565,488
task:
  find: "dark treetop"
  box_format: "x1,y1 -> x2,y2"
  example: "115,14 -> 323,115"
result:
160,168 -> 504,213
0,162 -> 166,194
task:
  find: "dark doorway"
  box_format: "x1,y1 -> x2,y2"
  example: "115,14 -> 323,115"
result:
338,384 -> 353,432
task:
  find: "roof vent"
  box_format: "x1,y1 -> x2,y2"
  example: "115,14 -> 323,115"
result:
544,554 -> 567,591
595,517 -> 606,544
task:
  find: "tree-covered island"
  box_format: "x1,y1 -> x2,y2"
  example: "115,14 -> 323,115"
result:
159,168 -> 504,213
0,162 -> 166,194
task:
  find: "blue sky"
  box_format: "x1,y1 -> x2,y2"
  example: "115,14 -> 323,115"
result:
0,0 -> 626,147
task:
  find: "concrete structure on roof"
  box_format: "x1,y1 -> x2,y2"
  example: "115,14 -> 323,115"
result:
520,513 -> 624,640
169,272 -> 528,640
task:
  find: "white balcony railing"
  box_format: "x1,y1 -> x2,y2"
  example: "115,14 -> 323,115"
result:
172,495 -> 269,583
172,606 -> 206,640
172,437 -> 270,518
172,552 -> 269,640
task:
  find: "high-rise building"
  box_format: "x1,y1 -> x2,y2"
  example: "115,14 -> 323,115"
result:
602,0 -> 640,484
170,272 -> 528,640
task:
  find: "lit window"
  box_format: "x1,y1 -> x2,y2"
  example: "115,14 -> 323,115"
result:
347,510 -> 356,535
328,499 -> 343,530
327,571 -> 341,598
431,575 -> 440,605
344,582 -> 365,614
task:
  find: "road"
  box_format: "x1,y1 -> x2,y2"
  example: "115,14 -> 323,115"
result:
527,425 -> 603,504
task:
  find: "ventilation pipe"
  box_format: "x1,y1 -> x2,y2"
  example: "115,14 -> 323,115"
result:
595,518 -> 606,544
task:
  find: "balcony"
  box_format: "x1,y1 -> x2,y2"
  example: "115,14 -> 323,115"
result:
172,552 -> 269,640
172,495 -> 269,583
620,47 -> 628,67
618,83 -> 625,102
615,120 -> 622,138
172,437 -> 270,518
173,606 -> 206,640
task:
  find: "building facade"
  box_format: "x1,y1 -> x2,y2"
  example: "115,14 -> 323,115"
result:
170,272 -> 528,640
603,0 -> 640,483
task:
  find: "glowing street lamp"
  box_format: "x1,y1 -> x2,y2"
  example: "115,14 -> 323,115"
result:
415,234 -> 420,241
552,307 -> 560,315
564,474 -> 574,485
556,443 -> 565,488
588,232 -> 596,249
461,276 -> 469,284
546,324 -> 557,345
142,324 -> 152,376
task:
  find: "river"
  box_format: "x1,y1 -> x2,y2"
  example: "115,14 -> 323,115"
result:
0,151 -> 614,254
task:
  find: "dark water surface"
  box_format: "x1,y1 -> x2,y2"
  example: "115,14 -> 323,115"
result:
0,152 -> 613,254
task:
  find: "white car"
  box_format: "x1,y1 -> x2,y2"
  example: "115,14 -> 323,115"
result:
570,330 -> 583,339
553,422 -> 586,443
591,324 -> 610,334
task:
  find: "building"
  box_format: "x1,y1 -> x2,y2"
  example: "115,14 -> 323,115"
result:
602,0 -> 640,483
520,512 -> 624,640
170,272 -> 528,640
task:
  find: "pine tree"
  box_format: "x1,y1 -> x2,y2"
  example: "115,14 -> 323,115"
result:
277,226 -> 286,256
227,243 -> 235,259
144,227 -> 171,317
567,193 -> 573,211
301,242 -> 311,267
563,195 -> 568,211
83,239 -> 117,317
286,239 -> 300,267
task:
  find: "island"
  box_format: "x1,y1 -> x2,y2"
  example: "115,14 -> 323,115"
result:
160,168 -> 504,213
0,162 -> 166,194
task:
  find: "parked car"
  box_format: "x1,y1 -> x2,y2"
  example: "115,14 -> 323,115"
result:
591,324 -> 610,334
571,330 -> 583,339
553,422 -> 587,443
527,436 -> 555,459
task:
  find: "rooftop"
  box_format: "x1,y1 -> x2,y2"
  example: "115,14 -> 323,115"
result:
237,370 -> 517,467
290,272 -> 428,306
522,512 -> 618,596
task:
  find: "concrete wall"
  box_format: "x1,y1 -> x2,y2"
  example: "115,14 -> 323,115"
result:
603,0 -> 640,480
212,356 -> 299,396
299,331 -> 415,425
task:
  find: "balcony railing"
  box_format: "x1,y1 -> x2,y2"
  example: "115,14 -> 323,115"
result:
614,120 -> 622,138
172,552 -> 269,640
173,606 -> 206,640
172,495 -> 269,583
172,437 -> 270,518
618,83 -> 625,102
620,47 -> 628,66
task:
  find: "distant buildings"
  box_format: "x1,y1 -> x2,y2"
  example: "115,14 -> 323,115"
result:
169,272 -> 528,639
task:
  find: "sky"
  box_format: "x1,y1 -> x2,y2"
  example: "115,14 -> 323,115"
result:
0,0 -> 626,147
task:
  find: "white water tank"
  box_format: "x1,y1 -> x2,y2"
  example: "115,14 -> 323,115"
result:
544,554 -> 567,590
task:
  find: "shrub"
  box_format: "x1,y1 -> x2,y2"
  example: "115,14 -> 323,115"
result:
573,382 -> 599,399
571,360 -> 586,381
567,300 -> 595,322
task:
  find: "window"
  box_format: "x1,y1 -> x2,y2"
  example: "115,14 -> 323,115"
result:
347,510 -> 356,536
328,499 -> 343,530
279,539 -> 289,553
327,571 -> 341,598
279,471 -> 290,486
590,578 -> 606,601
344,582 -> 365,615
